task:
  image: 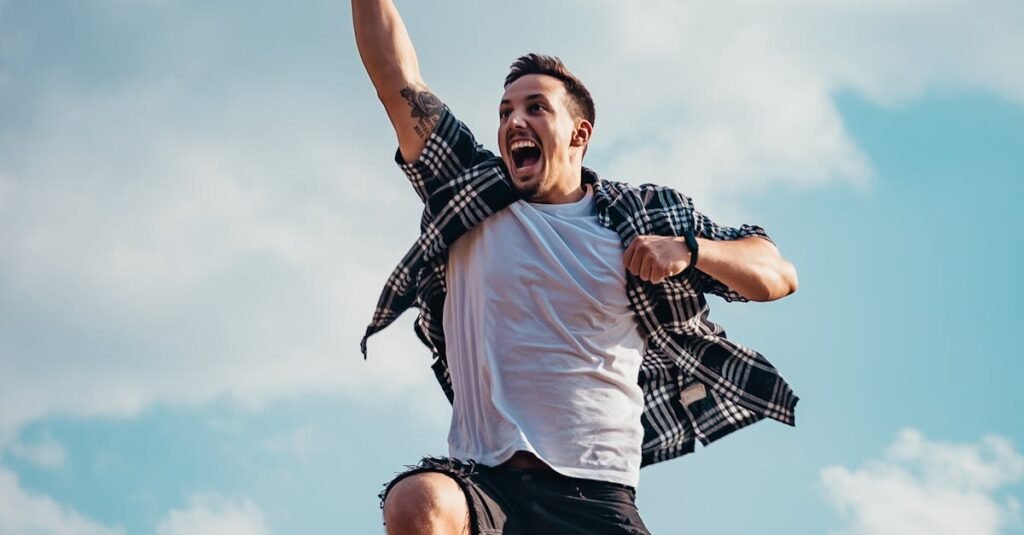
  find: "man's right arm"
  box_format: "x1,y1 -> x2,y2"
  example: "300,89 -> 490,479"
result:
352,0 -> 443,163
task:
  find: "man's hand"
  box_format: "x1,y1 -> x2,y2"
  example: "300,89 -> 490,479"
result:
623,236 -> 692,284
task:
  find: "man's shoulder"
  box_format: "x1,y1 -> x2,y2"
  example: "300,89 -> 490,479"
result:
594,174 -> 693,210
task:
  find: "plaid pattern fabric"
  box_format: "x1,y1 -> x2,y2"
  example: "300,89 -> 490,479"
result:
361,106 -> 798,467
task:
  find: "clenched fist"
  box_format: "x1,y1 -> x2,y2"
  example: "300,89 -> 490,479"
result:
623,235 -> 693,284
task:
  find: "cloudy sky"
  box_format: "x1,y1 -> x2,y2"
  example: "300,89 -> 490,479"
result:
1,0 -> 1023,533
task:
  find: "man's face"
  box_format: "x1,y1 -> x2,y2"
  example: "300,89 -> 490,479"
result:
498,74 -> 584,201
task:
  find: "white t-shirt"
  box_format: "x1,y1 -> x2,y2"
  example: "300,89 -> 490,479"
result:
443,185 -> 647,487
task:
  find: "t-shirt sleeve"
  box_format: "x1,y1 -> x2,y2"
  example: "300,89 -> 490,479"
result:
394,105 -> 497,203
692,208 -> 774,302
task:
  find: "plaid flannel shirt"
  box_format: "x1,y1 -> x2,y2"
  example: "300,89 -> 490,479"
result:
361,106 -> 798,467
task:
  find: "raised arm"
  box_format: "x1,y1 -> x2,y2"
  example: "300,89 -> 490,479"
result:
352,0 -> 444,162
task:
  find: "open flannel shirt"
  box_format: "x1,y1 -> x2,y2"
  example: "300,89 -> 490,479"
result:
361,106 -> 798,467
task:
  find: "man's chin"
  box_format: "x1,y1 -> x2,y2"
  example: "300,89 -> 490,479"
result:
511,175 -> 542,200
514,184 -> 541,201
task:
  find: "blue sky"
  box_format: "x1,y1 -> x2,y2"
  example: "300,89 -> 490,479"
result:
1,1 -> 1023,534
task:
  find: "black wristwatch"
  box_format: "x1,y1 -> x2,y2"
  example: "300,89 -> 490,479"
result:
683,230 -> 699,273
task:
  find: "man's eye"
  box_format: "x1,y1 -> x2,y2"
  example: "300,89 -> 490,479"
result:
529,103 -> 544,112
499,110 -> 510,118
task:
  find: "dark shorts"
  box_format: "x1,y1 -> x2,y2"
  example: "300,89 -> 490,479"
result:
379,457 -> 652,535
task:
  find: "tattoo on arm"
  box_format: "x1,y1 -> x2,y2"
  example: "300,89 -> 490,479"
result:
400,87 -> 443,139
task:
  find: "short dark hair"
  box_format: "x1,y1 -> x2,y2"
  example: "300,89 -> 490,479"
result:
504,53 -> 595,126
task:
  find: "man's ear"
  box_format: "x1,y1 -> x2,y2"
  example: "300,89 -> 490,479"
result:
571,120 -> 593,148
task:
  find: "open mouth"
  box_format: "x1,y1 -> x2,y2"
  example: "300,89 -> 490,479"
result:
510,139 -> 542,173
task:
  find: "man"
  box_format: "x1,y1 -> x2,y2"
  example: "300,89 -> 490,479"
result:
353,1 -> 800,533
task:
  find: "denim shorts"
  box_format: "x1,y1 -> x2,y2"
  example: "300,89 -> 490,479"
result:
379,457 -> 651,535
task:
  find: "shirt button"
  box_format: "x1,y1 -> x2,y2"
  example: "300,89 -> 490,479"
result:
521,473 -> 532,483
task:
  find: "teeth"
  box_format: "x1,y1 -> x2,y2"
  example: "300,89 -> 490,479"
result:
510,139 -> 538,151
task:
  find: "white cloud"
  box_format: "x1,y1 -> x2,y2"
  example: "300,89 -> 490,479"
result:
0,465 -> 123,535
821,428 -> 1024,535
0,76 -> 444,430
5,435 -> 67,469
156,494 -> 268,535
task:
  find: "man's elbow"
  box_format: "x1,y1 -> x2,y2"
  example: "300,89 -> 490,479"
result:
751,260 -> 799,302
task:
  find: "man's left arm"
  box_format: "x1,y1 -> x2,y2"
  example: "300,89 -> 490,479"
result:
624,234 -> 798,302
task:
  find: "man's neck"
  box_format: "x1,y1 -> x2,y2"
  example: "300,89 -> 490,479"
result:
533,166 -> 585,204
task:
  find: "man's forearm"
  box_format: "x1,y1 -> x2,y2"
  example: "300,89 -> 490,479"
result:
352,0 -> 422,93
696,237 -> 798,302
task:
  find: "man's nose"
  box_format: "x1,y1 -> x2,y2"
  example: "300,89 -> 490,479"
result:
509,110 -> 527,129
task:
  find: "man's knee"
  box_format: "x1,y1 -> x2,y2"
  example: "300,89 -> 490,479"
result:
383,471 -> 469,533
